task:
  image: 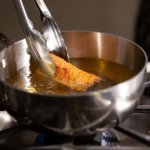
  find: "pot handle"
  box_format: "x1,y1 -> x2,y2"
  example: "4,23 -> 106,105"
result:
0,100 -> 4,110
145,62 -> 150,88
144,62 -> 150,88
0,32 -> 13,110
0,86 -> 5,111
145,81 -> 150,88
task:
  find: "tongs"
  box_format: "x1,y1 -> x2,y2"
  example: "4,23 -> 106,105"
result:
13,0 -> 68,76
34,0 -> 68,60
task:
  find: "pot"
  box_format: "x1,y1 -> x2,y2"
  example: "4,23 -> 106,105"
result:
0,31 -> 149,135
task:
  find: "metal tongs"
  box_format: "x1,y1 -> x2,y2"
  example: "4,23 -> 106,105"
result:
13,0 -> 68,76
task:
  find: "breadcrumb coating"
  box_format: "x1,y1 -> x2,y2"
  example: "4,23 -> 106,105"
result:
50,53 -> 101,92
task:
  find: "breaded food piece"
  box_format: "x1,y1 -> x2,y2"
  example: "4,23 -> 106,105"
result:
50,53 -> 101,92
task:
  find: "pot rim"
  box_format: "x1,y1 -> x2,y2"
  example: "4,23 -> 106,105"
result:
0,31 -> 148,98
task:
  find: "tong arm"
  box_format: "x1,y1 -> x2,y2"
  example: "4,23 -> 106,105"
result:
13,0 -> 56,76
34,0 -> 69,61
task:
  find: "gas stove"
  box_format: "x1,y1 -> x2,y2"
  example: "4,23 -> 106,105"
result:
1,63 -> 150,150
0,93 -> 150,150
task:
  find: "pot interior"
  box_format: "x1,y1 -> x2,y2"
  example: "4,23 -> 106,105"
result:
0,31 -> 147,95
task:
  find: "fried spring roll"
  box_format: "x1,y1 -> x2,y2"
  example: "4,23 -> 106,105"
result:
50,53 -> 101,92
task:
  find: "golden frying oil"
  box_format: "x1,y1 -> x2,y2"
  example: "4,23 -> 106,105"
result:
6,58 -> 135,95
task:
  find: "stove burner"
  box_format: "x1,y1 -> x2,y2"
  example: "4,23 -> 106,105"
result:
94,129 -> 119,146
0,95 -> 150,149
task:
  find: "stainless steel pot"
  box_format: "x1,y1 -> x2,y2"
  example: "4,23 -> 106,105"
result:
0,31 -> 149,135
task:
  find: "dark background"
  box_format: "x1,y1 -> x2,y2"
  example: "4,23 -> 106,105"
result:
0,0 -> 141,41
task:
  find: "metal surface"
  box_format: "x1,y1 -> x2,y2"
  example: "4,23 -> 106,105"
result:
0,111 -> 16,131
145,62 -> 150,87
34,0 -> 68,61
13,0 -> 55,76
0,94 -> 150,149
0,31 -> 148,135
